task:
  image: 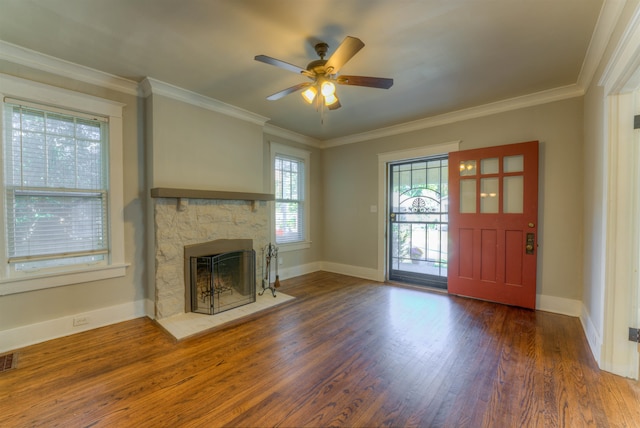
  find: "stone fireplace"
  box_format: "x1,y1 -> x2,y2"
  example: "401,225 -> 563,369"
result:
151,189 -> 272,320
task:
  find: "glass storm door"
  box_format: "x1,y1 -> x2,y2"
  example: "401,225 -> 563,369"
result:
447,141 -> 539,309
388,156 -> 449,288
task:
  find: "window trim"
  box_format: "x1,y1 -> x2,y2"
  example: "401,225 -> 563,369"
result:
270,142 -> 311,252
0,73 -> 127,295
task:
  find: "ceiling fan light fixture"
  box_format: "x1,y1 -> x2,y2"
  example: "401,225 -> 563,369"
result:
320,81 -> 336,97
324,93 -> 339,106
301,86 -> 317,104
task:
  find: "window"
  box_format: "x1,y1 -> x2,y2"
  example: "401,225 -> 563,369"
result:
271,143 -> 310,250
4,102 -> 108,270
0,74 -> 126,294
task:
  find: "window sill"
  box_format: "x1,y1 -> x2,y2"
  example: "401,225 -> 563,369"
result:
277,241 -> 311,252
0,263 -> 129,296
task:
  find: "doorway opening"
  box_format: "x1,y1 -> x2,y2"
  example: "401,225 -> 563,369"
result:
388,156 -> 448,289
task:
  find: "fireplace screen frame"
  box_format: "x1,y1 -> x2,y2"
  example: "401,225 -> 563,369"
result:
184,239 -> 256,314
190,249 -> 256,315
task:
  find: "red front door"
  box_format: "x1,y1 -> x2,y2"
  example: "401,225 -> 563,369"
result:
448,141 -> 539,309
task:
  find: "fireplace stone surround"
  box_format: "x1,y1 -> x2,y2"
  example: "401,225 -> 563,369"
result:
151,189 -> 272,320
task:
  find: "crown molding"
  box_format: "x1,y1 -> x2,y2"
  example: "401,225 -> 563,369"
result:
598,0 -> 640,94
578,0 -> 627,90
263,123 -> 322,148
322,84 -> 584,148
0,40 -> 139,96
141,77 -> 269,127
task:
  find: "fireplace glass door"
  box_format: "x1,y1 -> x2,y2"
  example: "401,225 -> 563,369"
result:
190,249 -> 256,315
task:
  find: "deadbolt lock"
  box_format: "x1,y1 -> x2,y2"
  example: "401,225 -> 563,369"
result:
528,222 -> 535,228
526,233 -> 535,255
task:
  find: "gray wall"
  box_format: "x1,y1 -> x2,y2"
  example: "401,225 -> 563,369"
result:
323,97 -> 584,301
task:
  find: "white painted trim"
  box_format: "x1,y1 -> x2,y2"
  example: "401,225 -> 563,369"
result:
0,299 -> 150,353
0,264 -> 128,296
0,40 -> 139,96
581,303 -> 603,364
320,262 -> 380,282
263,123 -> 322,148
323,85 -> 583,148
536,294 -> 582,317
270,143 -> 312,246
376,141 -> 461,283
599,2 -> 640,94
0,74 -> 129,295
278,262 -> 322,280
601,92 -> 640,379
0,73 -> 125,116
578,0 -> 627,90
140,77 -> 269,127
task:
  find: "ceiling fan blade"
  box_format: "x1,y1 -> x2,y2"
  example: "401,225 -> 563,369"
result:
336,75 -> 394,89
255,55 -> 307,74
266,82 -> 312,101
324,36 -> 365,74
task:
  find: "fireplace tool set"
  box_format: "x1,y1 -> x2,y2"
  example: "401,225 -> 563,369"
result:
259,243 -> 280,297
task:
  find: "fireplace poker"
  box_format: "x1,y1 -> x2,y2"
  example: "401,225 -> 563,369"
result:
274,246 -> 281,288
259,243 -> 277,297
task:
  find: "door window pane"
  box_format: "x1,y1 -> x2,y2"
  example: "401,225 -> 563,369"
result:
504,155 -> 524,173
460,179 -> 476,213
503,175 -> 524,213
480,177 -> 499,213
459,160 -> 476,176
481,158 -> 499,174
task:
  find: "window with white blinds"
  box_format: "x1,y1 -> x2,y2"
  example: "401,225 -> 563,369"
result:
275,154 -> 305,244
271,142 -> 311,249
3,102 -> 109,270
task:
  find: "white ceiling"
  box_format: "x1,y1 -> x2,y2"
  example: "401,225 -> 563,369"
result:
0,0 -> 607,141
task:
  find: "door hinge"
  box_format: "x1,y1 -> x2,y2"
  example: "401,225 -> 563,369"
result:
628,327 -> 640,343
634,115 -> 640,130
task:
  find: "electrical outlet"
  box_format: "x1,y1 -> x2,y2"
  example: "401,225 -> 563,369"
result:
279,257 -> 283,266
73,316 -> 89,327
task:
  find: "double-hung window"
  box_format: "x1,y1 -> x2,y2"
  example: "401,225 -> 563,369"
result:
4,102 -> 108,270
0,74 -> 126,294
271,143 -> 310,250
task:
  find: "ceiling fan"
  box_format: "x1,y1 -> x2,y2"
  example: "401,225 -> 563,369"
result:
254,36 -> 393,111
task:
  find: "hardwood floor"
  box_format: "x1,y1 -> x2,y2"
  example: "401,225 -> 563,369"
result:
1,272 -> 639,427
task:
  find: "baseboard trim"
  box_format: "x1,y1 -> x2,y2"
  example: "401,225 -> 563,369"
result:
535,294 -> 582,317
319,262 -> 380,281
278,262 -> 322,280
580,303 -> 603,365
0,299 -> 151,353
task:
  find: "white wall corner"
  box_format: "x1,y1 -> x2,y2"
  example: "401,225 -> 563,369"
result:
0,299 -> 149,354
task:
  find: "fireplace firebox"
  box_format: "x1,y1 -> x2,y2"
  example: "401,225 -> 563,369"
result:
184,239 -> 256,315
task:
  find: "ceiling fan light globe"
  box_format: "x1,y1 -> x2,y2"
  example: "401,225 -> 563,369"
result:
321,81 -> 336,97
301,86 -> 317,104
324,93 -> 339,106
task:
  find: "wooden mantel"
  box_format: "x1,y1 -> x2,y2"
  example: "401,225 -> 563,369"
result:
150,188 -> 274,201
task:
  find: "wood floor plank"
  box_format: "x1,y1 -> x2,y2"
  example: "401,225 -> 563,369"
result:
1,271 -> 639,427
